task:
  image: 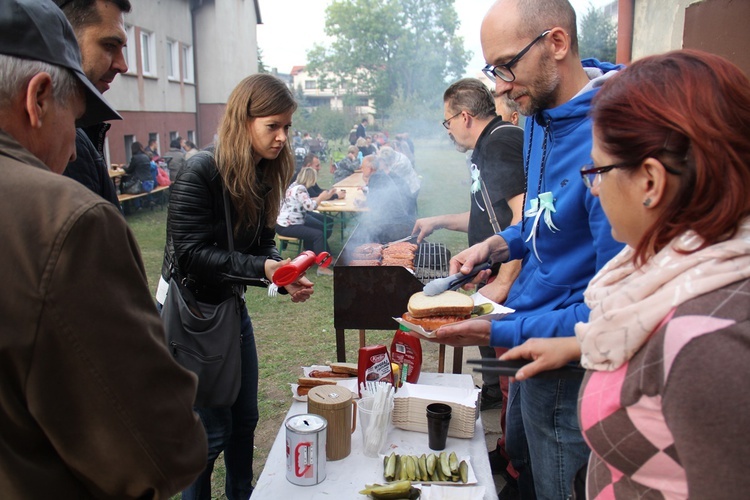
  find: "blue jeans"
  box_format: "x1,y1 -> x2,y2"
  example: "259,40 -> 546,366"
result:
183,307 -> 259,500
505,376 -> 589,500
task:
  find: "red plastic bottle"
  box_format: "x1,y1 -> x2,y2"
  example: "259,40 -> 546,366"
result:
390,325 -> 422,386
273,250 -> 332,287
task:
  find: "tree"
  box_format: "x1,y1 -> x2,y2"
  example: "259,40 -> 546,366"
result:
257,47 -> 268,73
306,0 -> 469,114
578,3 -> 617,63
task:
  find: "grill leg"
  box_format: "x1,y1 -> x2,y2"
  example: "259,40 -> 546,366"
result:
336,328 -> 346,362
359,329 -> 366,348
451,346 -> 464,374
438,344 -> 446,373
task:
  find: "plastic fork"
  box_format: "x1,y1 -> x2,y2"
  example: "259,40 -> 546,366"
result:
267,283 -> 279,298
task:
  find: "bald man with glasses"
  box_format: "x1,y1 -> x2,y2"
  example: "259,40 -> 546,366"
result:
423,1 -> 625,498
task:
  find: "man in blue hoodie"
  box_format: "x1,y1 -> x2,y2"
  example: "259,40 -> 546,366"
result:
429,1 -> 624,498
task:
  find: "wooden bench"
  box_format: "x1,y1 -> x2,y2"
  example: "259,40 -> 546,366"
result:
118,185 -> 170,214
277,235 -> 302,256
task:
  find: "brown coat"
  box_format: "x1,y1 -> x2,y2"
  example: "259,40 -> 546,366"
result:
0,131 -> 207,498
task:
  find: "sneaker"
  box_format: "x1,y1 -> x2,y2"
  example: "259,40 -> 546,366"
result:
480,385 -> 504,411
316,266 -> 333,276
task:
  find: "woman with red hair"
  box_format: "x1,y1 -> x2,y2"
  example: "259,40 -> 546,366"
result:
502,50 -> 750,498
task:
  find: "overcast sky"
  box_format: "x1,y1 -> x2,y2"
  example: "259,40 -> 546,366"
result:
257,0 -> 612,76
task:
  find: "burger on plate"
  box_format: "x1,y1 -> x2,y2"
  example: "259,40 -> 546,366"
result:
401,291 -> 474,332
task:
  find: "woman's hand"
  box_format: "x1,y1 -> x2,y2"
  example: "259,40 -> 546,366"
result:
500,337 -> 582,380
285,276 -> 314,303
264,258 -> 288,283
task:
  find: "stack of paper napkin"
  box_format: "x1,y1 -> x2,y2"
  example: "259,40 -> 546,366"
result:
392,383 -> 480,438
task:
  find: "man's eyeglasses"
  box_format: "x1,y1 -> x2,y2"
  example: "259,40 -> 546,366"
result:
482,30 -> 552,83
442,111 -> 463,130
579,162 -> 630,189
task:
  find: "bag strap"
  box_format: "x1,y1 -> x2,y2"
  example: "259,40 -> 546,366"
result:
480,177 -> 502,234
479,123 -> 523,234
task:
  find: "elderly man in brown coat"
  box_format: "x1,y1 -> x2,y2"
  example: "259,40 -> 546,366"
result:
0,1 -> 206,497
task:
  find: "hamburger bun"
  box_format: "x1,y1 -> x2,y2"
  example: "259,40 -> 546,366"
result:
407,291 -> 474,319
328,362 -> 358,376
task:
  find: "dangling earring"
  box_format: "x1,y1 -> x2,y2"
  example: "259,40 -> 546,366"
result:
643,198 -> 652,207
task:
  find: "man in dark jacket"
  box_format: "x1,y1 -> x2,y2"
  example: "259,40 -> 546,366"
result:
56,0 -> 131,208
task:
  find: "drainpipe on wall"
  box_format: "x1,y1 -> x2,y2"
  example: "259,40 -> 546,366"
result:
190,6 -> 201,147
617,0 -> 634,64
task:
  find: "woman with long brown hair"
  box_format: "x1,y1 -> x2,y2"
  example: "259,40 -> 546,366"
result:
157,73 -> 313,499
500,50 -> 750,498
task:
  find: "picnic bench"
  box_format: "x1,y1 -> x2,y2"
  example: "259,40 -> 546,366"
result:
118,185 -> 170,214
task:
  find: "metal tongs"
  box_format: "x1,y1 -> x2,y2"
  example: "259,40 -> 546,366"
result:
467,358 -> 586,380
422,261 -> 492,296
382,234 -> 418,248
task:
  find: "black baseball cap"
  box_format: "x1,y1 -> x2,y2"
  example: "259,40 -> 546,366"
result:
0,0 -> 121,127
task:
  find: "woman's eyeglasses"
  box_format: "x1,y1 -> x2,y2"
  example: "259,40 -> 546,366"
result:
579,162 -> 630,189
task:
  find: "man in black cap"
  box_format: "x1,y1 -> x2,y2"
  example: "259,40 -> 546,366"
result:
55,0 -> 131,207
0,0 -> 207,497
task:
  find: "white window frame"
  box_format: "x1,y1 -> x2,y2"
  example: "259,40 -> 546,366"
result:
166,39 -> 179,81
182,44 -> 194,84
124,25 -> 136,74
140,30 -> 156,77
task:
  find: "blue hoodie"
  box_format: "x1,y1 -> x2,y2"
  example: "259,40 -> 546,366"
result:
491,59 -> 625,348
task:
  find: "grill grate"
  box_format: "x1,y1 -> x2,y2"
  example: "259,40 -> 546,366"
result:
413,242 -> 450,284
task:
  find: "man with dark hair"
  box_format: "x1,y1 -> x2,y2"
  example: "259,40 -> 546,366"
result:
55,0 -> 131,208
427,1 -> 624,498
163,136 -> 187,181
356,117 -> 368,139
413,77 -> 525,411
0,0 -> 206,496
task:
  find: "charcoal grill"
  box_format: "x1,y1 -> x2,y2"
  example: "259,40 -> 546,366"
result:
333,224 -> 465,373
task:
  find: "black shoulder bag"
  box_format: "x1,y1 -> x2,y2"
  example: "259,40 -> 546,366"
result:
161,184 -> 243,408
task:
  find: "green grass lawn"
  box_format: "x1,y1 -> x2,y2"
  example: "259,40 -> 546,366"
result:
126,135 -> 473,497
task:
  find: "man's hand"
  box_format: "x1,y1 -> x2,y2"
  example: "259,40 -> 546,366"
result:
419,318 -> 492,347
500,337 -> 581,380
478,278 -> 511,304
412,216 -> 441,243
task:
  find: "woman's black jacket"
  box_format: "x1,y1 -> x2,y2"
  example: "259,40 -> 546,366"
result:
160,151 -> 282,304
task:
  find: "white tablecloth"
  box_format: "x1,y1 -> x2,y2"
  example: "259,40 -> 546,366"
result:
252,373 -> 497,499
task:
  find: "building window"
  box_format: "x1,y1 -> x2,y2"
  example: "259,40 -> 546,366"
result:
169,131 -> 179,143
305,80 -> 316,90
140,30 -> 156,76
166,40 -> 179,81
124,135 -> 135,163
187,130 -> 195,143
124,25 -> 136,74
182,44 -> 194,83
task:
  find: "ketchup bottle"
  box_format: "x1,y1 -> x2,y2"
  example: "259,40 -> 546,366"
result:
390,325 -> 422,386
273,250 -> 332,287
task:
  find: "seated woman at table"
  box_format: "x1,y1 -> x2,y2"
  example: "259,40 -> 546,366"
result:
123,141 -> 154,192
488,50 -> 750,498
276,167 -> 337,273
333,145 -> 360,183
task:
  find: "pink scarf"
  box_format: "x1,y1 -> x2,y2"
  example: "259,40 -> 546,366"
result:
575,219 -> 750,371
